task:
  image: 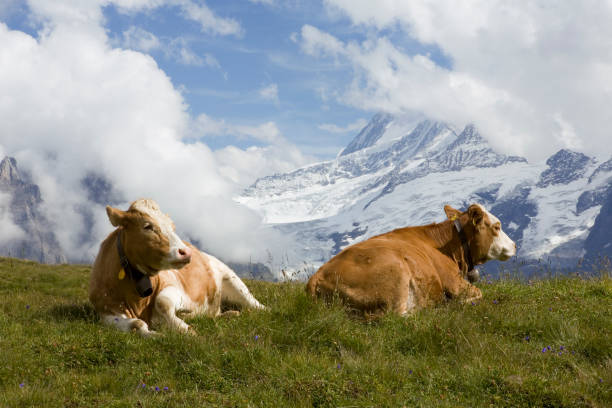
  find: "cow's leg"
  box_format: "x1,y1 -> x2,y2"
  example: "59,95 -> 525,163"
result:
221,271 -> 265,310
101,314 -> 156,337
207,255 -> 266,310
153,286 -> 192,333
394,277 -> 419,315
444,276 -> 482,303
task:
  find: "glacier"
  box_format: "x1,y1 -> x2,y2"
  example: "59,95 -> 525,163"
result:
237,113 -> 612,279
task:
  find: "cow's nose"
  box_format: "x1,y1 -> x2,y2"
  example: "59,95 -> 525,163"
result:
178,246 -> 192,260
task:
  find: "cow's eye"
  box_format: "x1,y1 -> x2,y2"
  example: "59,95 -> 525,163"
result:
143,223 -> 154,231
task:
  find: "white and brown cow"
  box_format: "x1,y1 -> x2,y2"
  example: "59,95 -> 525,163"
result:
306,204 -> 516,315
89,199 -> 265,336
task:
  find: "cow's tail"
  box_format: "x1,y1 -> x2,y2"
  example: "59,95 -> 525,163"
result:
207,254 -> 266,310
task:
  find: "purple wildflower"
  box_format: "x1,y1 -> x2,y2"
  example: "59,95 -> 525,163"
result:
164,386 -> 169,391
155,386 -> 160,392
600,379 -> 603,383
337,363 -> 341,369
547,346 -> 551,351
471,302 -> 475,305
254,335 -> 259,341
558,352 -> 562,356
542,348 -> 547,353
141,383 -> 146,388
25,305 -> 30,309
525,336 -> 530,341
409,370 -> 413,375
19,383 -> 24,388
493,300 -> 498,304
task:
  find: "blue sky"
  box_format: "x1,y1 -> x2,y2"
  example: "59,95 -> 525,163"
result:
107,1 -> 375,156
1,0 -> 452,157
1,0 -> 611,263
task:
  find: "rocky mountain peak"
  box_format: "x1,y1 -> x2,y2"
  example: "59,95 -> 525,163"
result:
0,156 -> 22,185
456,123 -> 482,143
588,156 -> 612,183
537,149 -> 594,188
340,112 -> 394,156
0,156 -> 66,263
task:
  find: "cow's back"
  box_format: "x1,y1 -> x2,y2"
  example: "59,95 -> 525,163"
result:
307,228 -> 449,313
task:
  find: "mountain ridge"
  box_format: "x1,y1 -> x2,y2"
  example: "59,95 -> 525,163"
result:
238,113 -> 611,278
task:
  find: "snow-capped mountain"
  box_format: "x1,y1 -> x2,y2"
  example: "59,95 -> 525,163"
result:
238,114 -> 612,279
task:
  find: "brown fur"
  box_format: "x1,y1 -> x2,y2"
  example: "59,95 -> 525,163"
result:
306,204 -> 512,315
88,199 -> 265,335
89,230 -> 218,327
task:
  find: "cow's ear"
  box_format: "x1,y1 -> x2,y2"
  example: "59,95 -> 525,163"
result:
444,205 -> 462,221
468,204 -> 485,226
106,206 -> 128,227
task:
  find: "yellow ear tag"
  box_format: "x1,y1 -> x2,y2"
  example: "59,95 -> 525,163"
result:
118,268 -> 126,280
473,218 -> 477,226
450,215 -> 457,221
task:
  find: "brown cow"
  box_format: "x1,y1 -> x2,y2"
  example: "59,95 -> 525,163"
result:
306,204 -> 516,315
89,199 -> 265,336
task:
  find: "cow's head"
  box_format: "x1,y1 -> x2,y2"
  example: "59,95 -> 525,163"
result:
444,203 -> 516,270
106,199 -> 192,274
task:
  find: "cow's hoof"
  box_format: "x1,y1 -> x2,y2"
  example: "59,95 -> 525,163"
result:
141,330 -> 160,338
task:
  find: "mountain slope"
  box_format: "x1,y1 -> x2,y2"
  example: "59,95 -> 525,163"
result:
239,114 -> 610,278
0,157 -> 66,263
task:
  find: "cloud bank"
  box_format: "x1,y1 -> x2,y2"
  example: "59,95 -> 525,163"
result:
0,0 -> 309,263
309,0 -> 612,160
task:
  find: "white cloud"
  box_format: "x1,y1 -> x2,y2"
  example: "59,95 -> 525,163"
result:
190,113 -> 313,186
0,1 -> 306,264
0,192 -> 25,246
177,45 -> 203,66
39,0 -> 246,37
192,113 -> 309,147
312,0 -> 612,160
119,29 -> 223,70
175,0 -> 243,37
122,26 -> 161,52
167,37 -> 216,67
258,83 -> 279,103
300,25 -> 345,59
215,143 -> 310,187
248,0 -> 275,5
318,118 -> 367,134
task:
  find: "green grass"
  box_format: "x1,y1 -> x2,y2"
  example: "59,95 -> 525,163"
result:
0,257 -> 610,407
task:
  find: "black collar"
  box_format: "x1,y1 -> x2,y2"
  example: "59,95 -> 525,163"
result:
116,232 -> 153,298
453,219 -> 475,272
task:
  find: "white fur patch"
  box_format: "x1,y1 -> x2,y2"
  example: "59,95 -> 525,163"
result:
102,314 -> 155,336
153,286 -> 199,332
206,253 -> 266,310
132,199 -> 189,264
481,205 -> 516,260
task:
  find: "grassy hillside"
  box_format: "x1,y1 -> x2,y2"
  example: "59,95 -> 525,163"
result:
0,257 -> 610,407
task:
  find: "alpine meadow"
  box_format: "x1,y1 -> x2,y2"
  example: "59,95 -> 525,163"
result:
1,257 -> 610,407
2,1 -> 612,408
